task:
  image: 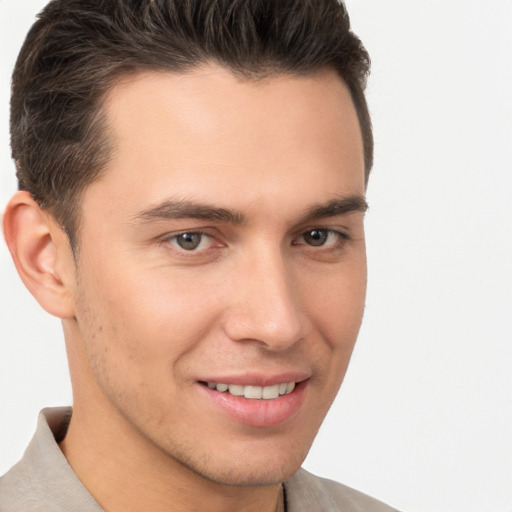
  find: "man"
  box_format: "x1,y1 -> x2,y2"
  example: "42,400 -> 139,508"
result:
0,1 -> 398,510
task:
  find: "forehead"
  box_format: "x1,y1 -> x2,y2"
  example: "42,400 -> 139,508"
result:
83,65 -> 365,221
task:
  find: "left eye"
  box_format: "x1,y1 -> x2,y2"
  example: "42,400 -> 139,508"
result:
297,229 -> 345,247
170,232 -> 212,251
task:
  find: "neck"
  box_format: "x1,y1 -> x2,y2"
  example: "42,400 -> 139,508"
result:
59,403 -> 283,512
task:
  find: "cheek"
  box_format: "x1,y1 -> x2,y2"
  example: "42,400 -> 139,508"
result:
76,262 -> 226,372
72,270 -> 224,427
302,257 -> 367,393
308,258 -> 367,342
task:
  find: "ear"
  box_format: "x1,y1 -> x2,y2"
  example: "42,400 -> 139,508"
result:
3,191 -> 76,319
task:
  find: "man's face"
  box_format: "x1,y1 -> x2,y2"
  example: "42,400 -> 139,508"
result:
65,66 -> 367,486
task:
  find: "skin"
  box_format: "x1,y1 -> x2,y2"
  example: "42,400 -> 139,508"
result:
4,65 -> 367,512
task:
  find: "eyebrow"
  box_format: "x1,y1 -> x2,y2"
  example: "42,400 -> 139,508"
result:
132,199 -> 246,224
132,195 -> 368,225
297,195 -> 368,224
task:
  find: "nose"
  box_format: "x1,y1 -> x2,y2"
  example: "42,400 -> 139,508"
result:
222,249 -> 305,351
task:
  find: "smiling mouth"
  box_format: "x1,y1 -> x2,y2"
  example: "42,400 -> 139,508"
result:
201,381 -> 296,400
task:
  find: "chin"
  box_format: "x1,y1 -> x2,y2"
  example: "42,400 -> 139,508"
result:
168,437 -> 311,488
191,459 -> 303,488
163,434 -> 310,487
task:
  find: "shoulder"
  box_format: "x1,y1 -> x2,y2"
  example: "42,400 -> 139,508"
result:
285,468 -> 400,512
0,408 -> 102,512
0,459 -> 42,512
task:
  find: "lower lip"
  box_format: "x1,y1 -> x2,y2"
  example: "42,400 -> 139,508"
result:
199,381 -> 307,427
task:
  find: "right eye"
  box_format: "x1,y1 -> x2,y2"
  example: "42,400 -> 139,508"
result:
168,232 -> 214,252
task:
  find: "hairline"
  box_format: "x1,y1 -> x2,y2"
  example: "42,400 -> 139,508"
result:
57,62 -> 368,256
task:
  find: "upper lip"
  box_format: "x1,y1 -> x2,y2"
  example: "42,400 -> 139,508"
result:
198,371 -> 311,387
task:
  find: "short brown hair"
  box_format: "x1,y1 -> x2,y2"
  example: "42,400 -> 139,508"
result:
10,0 -> 372,247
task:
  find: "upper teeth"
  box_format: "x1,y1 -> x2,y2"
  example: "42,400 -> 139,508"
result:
206,381 -> 296,399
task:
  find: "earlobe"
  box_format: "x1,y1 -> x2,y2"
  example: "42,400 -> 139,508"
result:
3,191 -> 76,319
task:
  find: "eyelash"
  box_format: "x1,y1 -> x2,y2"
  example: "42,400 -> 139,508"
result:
161,228 -> 350,254
293,229 -> 349,250
164,230 -> 217,253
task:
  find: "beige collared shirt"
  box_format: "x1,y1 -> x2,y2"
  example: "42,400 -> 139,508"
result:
0,408 -> 399,511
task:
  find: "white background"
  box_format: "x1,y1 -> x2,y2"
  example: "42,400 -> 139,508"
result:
1,1 -> 511,511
